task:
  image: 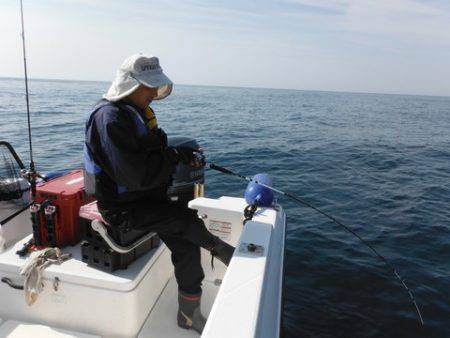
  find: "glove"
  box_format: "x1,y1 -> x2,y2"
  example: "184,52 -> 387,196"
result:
175,147 -> 202,168
167,146 -> 204,167
176,146 -> 198,166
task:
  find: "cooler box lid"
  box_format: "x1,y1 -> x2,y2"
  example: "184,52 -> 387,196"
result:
36,170 -> 84,197
0,235 -> 164,292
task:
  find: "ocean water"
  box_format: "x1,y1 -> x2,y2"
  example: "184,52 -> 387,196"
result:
1,77 -> 449,337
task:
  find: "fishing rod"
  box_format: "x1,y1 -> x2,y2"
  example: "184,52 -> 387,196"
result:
207,163 -> 424,326
19,0 -> 37,199
0,1 -> 44,229
0,1 -> 37,226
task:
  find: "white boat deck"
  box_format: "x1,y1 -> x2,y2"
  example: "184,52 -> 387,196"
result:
0,320 -> 98,337
139,250 -> 226,338
0,249 -> 225,338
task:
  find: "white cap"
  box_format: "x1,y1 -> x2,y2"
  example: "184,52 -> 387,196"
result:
104,54 -> 173,102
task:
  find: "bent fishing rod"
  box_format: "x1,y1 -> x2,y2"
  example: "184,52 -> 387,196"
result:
207,162 -> 424,326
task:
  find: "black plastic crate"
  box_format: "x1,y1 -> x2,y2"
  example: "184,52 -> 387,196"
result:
81,218 -> 151,247
80,218 -> 160,272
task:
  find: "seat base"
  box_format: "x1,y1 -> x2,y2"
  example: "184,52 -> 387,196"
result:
79,201 -> 160,272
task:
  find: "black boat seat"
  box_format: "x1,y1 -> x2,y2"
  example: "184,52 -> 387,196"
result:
79,201 -> 158,255
90,219 -> 156,254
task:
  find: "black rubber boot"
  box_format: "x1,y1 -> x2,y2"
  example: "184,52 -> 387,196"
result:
177,290 -> 207,334
208,236 -> 235,267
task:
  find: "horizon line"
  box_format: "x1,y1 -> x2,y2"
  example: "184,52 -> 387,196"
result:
1,76 -> 448,99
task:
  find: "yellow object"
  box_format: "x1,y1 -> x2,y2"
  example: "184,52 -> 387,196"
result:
145,106 -> 158,130
194,183 -> 204,198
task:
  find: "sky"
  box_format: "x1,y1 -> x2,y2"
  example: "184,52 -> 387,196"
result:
1,0 -> 449,96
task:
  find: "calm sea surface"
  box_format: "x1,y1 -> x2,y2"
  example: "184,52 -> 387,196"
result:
1,78 -> 449,337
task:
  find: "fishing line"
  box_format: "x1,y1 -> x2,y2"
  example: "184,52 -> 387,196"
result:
207,163 -> 424,326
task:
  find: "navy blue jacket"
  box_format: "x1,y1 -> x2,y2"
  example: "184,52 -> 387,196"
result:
84,99 -> 177,206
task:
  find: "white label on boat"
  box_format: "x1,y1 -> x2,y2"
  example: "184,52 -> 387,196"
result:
66,177 -> 83,185
208,220 -> 231,240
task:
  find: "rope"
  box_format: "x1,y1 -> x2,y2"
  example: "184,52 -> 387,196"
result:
19,247 -> 71,305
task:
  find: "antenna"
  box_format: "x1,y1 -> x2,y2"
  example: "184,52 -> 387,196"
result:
19,0 -> 37,198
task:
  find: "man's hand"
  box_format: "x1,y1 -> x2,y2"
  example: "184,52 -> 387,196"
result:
174,147 -> 205,168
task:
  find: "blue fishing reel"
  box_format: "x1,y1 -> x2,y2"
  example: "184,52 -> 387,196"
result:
244,173 -> 274,207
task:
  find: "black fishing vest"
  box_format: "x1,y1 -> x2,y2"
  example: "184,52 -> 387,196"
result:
83,100 -> 173,206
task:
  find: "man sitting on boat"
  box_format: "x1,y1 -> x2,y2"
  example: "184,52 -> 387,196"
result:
83,54 -> 234,334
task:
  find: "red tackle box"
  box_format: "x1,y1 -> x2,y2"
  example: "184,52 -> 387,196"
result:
31,169 -> 90,247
